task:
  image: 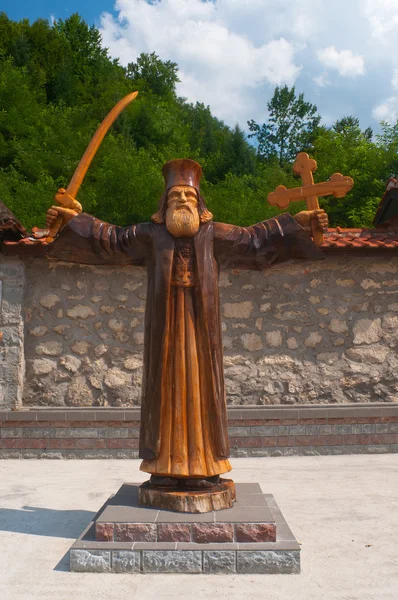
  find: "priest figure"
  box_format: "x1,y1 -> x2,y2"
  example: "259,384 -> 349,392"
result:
45,159 -> 328,491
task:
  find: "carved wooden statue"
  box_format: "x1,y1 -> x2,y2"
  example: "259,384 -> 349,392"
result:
3,94 -> 338,512
44,158 -> 327,498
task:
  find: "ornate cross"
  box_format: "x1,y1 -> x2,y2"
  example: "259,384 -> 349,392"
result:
267,152 -> 354,245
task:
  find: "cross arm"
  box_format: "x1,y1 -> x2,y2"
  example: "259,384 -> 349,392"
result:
268,173 -> 354,210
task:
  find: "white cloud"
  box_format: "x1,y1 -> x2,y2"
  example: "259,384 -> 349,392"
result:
373,97 -> 398,123
97,1 -> 398,129
177,37 -> 301,124
100,0 -> 302,125
364,0 -> 398,41
313,73 -> 331,88
317,46 -> 365,77
392,68 -> 398,90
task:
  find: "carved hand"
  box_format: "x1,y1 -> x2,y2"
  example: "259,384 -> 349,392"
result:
293,209 -> 329,234
45,188 -> 82,237
45,206 -> 79,231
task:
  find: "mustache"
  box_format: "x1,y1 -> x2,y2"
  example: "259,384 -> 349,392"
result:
176,204 -> 193,214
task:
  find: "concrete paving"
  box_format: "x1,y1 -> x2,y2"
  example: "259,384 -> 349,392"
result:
0,455 -> 397,600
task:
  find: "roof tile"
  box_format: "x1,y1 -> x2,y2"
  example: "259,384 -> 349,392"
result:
321,227 -> 398,249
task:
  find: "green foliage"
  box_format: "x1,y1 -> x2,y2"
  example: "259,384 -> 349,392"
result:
312,118 -> 392,227
248,86 -> 321,166
127,52 -> 180,98
0,12 -> 396,232
203,162 -> 303,226
348,197 -> 381,228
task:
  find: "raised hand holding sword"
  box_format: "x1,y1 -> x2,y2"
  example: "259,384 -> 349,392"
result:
45,91 -> 138,241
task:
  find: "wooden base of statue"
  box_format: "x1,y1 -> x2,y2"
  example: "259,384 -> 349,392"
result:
138,478 -> 236,513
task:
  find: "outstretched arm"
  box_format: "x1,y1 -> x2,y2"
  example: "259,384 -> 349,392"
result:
46,197 -> 152,266
214,210 -> 327,269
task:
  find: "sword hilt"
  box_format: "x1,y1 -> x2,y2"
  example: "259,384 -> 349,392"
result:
46,188 -> 82,242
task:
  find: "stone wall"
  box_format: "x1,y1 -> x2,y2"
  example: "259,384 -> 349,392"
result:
23,261 -> 145,408
14,252 -> 397,408
0,257 -> 25,408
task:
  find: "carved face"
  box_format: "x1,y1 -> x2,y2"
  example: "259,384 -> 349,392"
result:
165,186 -> 200,238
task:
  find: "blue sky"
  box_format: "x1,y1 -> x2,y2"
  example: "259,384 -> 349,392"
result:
1,1 -> 112,28
2,1 -> 398,133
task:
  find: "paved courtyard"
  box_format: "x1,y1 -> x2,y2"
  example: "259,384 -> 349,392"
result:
0,455 -> 397,600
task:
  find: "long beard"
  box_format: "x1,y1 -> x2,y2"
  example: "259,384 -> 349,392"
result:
166,207 -> 200,238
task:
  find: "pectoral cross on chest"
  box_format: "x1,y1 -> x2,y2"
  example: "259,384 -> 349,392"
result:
267,153 -> 354,245
180,254 -> 190,284
173,239 -> 196,286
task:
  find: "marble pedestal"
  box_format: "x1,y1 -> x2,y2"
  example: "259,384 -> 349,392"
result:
69,483 -> 300,574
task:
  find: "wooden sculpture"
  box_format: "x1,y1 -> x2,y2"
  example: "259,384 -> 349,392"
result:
3,96 -> 333,512
44,160 -> 328,511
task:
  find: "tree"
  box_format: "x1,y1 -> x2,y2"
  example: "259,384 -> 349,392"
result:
311,118 -> 386,227
127,52 -> 179,98
248,85 -> 321,166
333,115 -> 373,141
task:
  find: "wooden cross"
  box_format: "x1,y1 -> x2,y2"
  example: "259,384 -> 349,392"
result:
267,152 -> 354,245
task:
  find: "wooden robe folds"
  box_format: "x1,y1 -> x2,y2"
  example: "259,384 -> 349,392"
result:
48,211 -> 324,477
141,237 -> 232,477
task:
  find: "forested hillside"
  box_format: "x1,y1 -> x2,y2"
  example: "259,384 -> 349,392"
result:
0,12 -> 397,230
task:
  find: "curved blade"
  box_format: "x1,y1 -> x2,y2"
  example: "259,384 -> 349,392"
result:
66,91 -> 138,199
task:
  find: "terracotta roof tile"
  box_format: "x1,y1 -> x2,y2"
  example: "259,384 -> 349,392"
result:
321,228 -> 398,249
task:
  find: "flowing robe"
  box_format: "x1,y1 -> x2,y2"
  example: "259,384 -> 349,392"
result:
49,212 -> 324,476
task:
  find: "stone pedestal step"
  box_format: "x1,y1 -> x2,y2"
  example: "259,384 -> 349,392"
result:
96,520 -> 276,543
95,482 -> 276,543
70,547 -> 300,574
69,484 -> 300,574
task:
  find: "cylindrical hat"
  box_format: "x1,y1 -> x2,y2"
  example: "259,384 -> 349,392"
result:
162,159 -> 202,191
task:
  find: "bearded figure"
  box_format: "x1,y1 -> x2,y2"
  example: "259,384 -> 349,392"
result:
45,159 -> 327,491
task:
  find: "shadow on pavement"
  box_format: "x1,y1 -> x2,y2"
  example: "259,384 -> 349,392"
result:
54,550 -> 71,572
0,506 -> 95,539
